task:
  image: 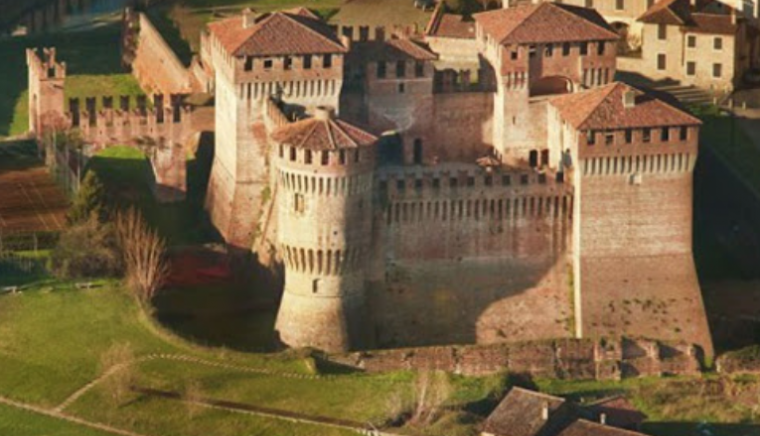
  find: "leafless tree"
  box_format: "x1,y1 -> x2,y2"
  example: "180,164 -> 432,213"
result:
100,342 -> 136,406
410,370 -> 453,425
115,208 -> 169,302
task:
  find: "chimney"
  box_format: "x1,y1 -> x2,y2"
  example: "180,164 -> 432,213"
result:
600,413 -> 607,425
314,106 -> 335,121
242,8 -> 256,29
541,403 -> 550,421
623,90 -> 636,109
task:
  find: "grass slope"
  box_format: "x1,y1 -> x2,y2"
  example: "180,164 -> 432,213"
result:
0,403 -> 115,436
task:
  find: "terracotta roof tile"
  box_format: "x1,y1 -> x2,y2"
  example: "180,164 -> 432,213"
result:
348,38 -> 438,63
638,0 -> 691,25
689,13 -> 738,34
484,387 -> 574,436
549,82 -> 701,130
208,11 -> 346,57
639,0 -> 738,34
427,13 -> 476,39
473,3 -> 619,45
271,114 -> 377,150
556,419 -> 648,436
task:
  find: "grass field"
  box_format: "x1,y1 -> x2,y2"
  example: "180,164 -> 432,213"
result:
0,403 -> 115,436
0,24 -> 145,139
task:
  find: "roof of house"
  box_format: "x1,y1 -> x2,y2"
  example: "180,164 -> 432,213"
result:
483,387 -> 572,436
556,419 -> 649,436
207,9 -> 346,57
271,111 -> 377,150
587,396 -> 647,430
639,0 -> 738,34
426,12 -> 476,39
473,3 -> 619,45
348,38 -> 438,63
549,82 -> 702,130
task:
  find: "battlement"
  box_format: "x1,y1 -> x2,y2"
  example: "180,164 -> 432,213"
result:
434,68 -> 497,93
330,24 -> 422,42
26,47 -> 66,80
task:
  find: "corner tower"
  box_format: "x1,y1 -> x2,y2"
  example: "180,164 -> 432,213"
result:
203,8 -> 348,249
273,108 -> 377,352
27,47 -> 66,138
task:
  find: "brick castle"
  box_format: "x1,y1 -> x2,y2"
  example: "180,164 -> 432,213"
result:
196,4 -> 713,355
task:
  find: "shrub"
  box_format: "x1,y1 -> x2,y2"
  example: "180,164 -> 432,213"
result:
115,208 -> 169,302
67,170 -> 107,225
48,216 -> 122,279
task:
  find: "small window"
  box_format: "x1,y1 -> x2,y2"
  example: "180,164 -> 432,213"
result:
538,173 -> 547,184
398,83 -> 406,93
529,45 -> 537,58
714,37 -> 723,50
545,44 -> 554,57
305,150 -> 313,164
563,43 -> 571,56
679,126 -> 688,141
304,55 -> 312,69
244,56 -> 254,71
616,0 -> 624,10
415,179 -> 423,190
433,178 -> 440,189
354,149 -> 360,163
294,193 -> 305,213
397,180 -> 406,190
643,128 -> 651,143
323,54 -> 333,68
580,42 -> 588,56
278,144 -> 284,158
290,147 -> 297,161
605,132 -> 614,145
658,24 -> 667,40
657,53 -> 666,70
661,127 -> 670,142
339,150 -> 347,165
415,61 -> 425,77
284,56 -> 292,70
321,151 -> 329,165
502,175 -> 511,186
510,51 -> 518,60
520,174 -> 529,185
467,176 -> 475,187
450,177 -> 458,188
264,59 -> 273,69
312,279 -> 319,293
396,60 -> 406,77
587,130 -> 596,145
485,175 -> 493,186
687,35 -> 696,48
597,41 -> 605,56
686,61 -> 696,76
713,63 -> 722,78
377,62 -> 387,78
625,129 -> 633,143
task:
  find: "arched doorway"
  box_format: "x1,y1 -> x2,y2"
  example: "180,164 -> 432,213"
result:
530,76 -> 572,97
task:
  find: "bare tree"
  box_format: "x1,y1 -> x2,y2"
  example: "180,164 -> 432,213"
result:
411,370 -> 453,426
100,342 -> 136,406
115,208 -> 170,302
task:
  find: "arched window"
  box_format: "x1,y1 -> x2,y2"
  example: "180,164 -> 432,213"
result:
413,139 -> 423,165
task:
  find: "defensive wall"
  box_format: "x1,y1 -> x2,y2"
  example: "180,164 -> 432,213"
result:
326,337 -> 701,379
123,10 -> 199,95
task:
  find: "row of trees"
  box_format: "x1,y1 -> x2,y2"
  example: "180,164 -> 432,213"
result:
51,170 -> 169,302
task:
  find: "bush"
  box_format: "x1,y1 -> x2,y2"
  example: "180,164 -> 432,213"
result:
49,216 -> 123,279
67,170 -> 106,225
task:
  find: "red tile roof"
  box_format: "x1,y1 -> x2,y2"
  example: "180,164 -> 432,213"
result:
689,13 -> 738,34
484,387 -> 574,436
207,10 -> 346,57
638,0 -> 691,25
556,419 -> 648,436
348,38 -> 438,63
549,82 -> 701,131
271,113 -> 377,150
426,12 -> 476,39
473,3 -> 618,45
639,0 -> 738,34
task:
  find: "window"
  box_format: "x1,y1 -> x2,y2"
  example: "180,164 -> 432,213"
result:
643,128 -> 651,143
502,175 -> 511,186
397,180 -> 406,190
264,59 -> 273,69
661,127 -> 670,142
312,279 -> 319,294
303,55 -> 312,69
305,150 -> 313,164
321,151 -> 329,165
529,150 -> 539,167
562,42 -> 570,56
529,45 -> 537,58
398,83 -> 406,93
686,61 -> 696,76
605,132 -> 615,145
467,176 -> 475,187
713,63 -> 722,78
485,176 -> 493,186
377,62 -> 386,78
616,0 -> 624,10
679,126 -> 688,141
433,178 -> 440,188
289,147 -> 297,161
339,149 -> 347,165
294,193 -> 305,213
580,42 -> 588,56
415,61 -> 424,77
520,174 -> 529,185
658,24 -> 667,40
687,35 -> 696,48
545,44 -> 554,57
284,56 -> 292,70
587,130 -> 596,145
323,54 -> 333,68
714,37 -> 723,50
510,51 -> 518,60
597,41 -> 605,55
625,129 -> 633,143
244,56 -> 254,71
450,177 -> 458,188
413,139 -> 423,165
657,53 -> 666,70
396,60 -> 406,77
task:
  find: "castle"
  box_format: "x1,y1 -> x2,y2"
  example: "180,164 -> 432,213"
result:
197,4 -> 713,355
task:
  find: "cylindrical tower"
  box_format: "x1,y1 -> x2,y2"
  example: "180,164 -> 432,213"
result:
273,107 -> 377,352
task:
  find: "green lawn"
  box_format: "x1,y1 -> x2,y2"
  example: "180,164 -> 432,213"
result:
0,404 -> 115,436
0,24 -> 144,139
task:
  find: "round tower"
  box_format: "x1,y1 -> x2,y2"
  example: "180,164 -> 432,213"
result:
273,107 -> 377,352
